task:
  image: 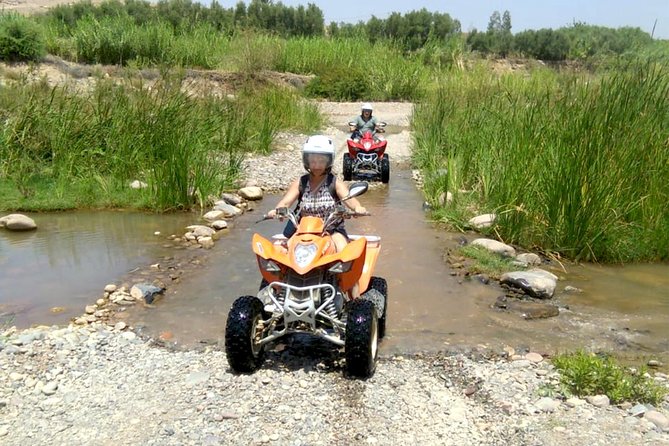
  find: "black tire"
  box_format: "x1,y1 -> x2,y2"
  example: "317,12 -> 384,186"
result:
380,154 -> 390,184
368,276 -> 388,339
345,299 -> 378,378
225,296 -> 266,373
343,155 -> 353,181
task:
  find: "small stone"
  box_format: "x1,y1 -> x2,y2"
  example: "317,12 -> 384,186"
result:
535,397 -> 560,412
525,352 -> 543,363
629,404 -> 649,417
644,410 -> 669,430
42,381 -> 58,395
104,284 -> 117,293
464,384 -> 477,396
114,322 -> 127,331
586,394 -> 610,408
565,397 -> 585,408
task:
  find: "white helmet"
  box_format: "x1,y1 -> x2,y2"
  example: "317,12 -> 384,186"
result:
361,102 -> 373,112
302,135 -> 334,171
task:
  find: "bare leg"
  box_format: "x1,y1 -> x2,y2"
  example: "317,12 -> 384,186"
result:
331,232 -> 360,299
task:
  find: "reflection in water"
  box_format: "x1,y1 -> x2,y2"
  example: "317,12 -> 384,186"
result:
0,210 -> 196,326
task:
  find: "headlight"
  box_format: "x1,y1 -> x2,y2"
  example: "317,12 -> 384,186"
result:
294,243 -> 318,268
328,261 -> 353,273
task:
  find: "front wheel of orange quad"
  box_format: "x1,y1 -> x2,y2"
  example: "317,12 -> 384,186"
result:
368,277 -> 388,339
225,296 -> 266,373
345,299 -> 378,378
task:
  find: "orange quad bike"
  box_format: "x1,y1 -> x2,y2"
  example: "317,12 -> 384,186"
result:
225,182 -> 387,378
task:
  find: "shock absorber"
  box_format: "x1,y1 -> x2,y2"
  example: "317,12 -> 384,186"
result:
322,288 -> 338,319
276,287 -> 286,306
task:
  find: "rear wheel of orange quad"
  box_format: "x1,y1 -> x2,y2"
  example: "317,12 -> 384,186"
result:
368,277 -> 388,339
345,299 -> 378,378
225,296 -> 266,373
343,155 -> 353,181
380,154 -> 390,184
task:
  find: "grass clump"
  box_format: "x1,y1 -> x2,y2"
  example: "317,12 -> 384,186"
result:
551,350 -> 667,405
455,244 -> 521,278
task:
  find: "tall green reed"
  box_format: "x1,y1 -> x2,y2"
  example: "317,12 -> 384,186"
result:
413,62 -> 669,262
0,71 -> 321,211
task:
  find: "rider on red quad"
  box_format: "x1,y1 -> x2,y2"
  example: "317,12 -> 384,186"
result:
349,103 -> 383,141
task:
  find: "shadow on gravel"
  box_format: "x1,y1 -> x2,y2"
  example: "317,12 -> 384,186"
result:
259,333 -> 346,374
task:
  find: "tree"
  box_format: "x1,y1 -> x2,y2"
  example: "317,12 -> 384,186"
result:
487,11 -> 501,33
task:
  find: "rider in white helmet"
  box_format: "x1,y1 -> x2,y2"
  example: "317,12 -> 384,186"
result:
349,102 -> 381,140
267,135 -> 367,254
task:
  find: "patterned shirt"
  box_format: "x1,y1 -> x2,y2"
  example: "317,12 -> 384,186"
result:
300,177 -> 343,229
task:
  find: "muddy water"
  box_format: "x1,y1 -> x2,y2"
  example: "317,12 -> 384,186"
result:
117,170 -> 669,364
0,210 -> 196,327
2,174 -> 668,364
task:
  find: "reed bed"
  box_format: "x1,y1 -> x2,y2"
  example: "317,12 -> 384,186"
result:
413,62 -> 669,262
0,73 -> 320,211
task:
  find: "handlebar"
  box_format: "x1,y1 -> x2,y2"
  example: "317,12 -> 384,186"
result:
256,209 -> 370,224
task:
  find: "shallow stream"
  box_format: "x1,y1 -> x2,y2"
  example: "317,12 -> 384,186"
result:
1,170 -> 667,366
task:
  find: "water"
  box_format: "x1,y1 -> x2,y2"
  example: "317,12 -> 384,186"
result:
0,210 -> 196,327
2,174 -> 668,366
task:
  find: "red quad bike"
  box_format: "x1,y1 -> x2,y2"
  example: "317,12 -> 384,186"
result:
344,122 -> 390,183
225,182 -> 388,378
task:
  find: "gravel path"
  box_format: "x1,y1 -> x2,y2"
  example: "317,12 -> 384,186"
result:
2,102 -> 668,445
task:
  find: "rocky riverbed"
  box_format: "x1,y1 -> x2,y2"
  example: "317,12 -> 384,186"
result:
1,102 -> 669,445
1,323 -> 668,445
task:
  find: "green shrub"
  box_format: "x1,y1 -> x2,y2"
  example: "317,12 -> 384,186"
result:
305,64 -> 370,101
0,13 -> 46,62
552,350 -> 667,405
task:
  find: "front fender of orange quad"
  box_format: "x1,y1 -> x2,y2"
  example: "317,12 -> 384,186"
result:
337,237 -> 367,292
252,233 -> 288,284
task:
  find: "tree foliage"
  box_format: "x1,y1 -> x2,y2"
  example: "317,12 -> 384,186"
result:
328,8 -> 460,52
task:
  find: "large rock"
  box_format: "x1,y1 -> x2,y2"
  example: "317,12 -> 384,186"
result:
0,214 -> 37,231
203,210 -> 225,221
468,213 -> 496,229
130,283 -> 165,304
238,186 -> 263,201
213,201 -> 243,217
186,225 -> 216,238
471,238 -> 516,257
500,269 -> 557,299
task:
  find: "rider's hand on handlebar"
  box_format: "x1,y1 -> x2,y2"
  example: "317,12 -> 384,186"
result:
266,208 -> 277,219
354,206 -> 367,215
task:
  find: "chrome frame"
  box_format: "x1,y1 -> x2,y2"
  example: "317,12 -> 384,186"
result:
257,282 -> 347,347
